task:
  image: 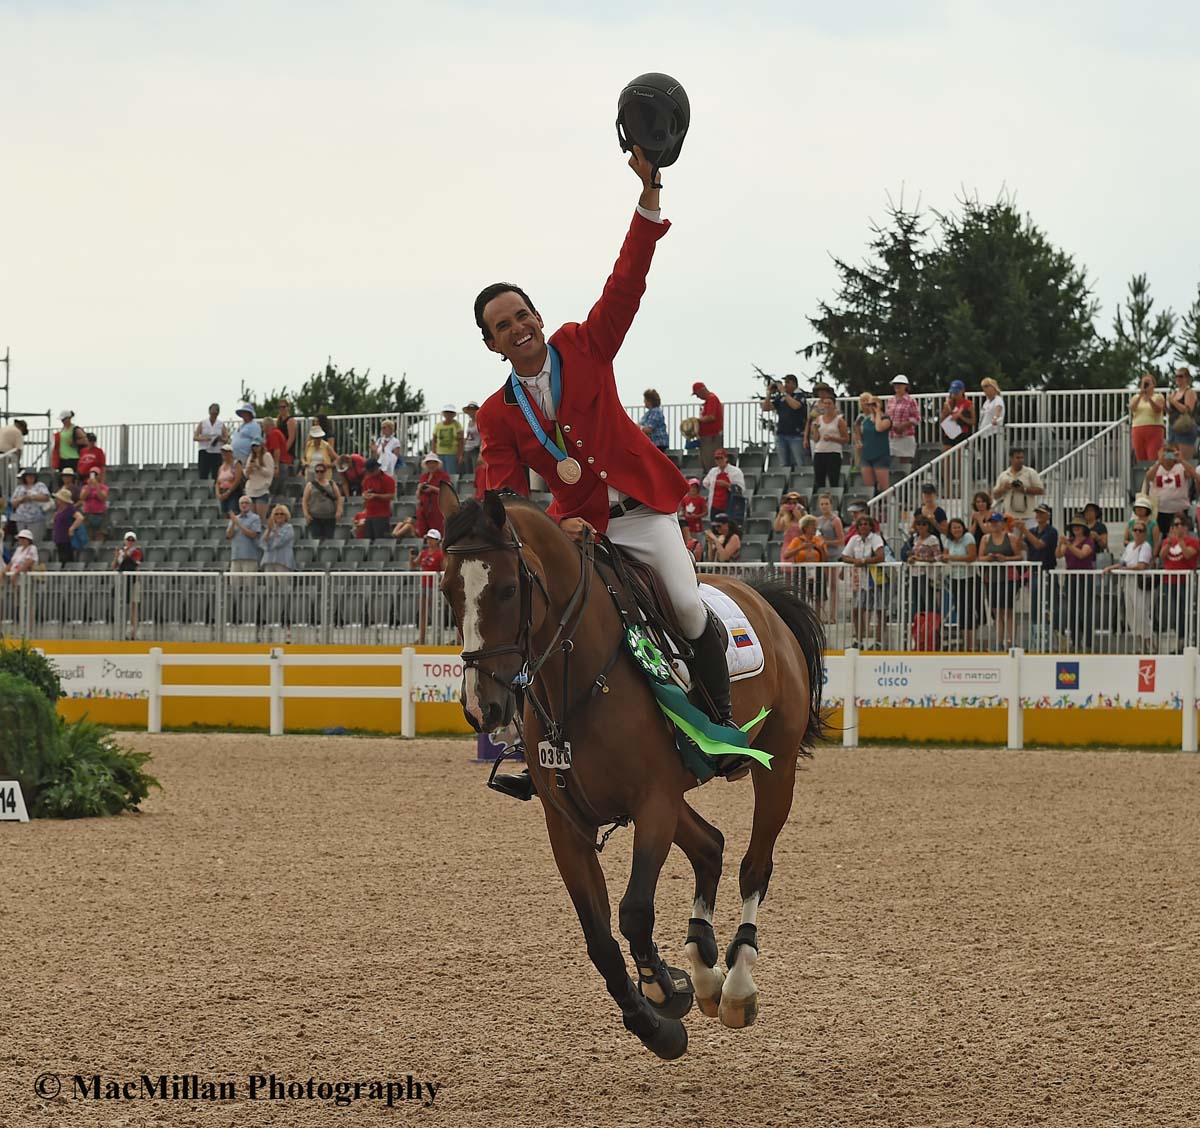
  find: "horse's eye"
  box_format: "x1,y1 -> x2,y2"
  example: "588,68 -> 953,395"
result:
497,584 -> 518,602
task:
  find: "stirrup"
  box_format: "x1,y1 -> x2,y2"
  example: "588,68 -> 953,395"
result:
489,768 -> 534,802
485,741 -> 534,801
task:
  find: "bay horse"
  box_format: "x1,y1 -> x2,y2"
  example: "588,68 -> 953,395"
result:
439,488 -> 826,1059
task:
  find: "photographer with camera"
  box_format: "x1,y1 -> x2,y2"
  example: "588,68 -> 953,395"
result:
760,373 -> 808,469
991,447 -> 1045,529
1130,372 -> 1166,462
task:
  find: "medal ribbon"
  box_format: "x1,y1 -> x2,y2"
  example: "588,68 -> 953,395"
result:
510,345 -> 570,465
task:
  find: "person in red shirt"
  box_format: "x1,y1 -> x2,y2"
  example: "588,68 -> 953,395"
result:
1158,512 -> 1199,645
76,433 -> 107,481
416,454 -> 451,537
680,478 -> 707,534
335,452 -> 366,497
264,418 -> 288,486
360,457 -> 396,540
471,147 -> 735,800
410,529 -> 446,644
692,381 -> 724,470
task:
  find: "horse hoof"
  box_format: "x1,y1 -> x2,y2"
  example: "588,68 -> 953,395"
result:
718,991 -> 759,1029
695,966 -> 725,1018
623,999 -> 689,1060
644,1014 -> 689,1060
642,966 -> 694,1021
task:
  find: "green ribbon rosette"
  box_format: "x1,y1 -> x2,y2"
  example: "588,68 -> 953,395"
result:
625,625 -> 771,784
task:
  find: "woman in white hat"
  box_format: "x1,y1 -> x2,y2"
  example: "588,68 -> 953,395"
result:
0,529 -> 39,586
461,400 -> 481,474
416,454 -> 451,537
432,403 -> 464,476
410,528 -> 446,644
301,426 -> 335,478
51,487 -> 85,564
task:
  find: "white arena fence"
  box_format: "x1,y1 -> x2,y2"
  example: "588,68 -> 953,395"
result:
4,563 -> 1196,656
17,388 -> 1148,469
145,648 -> 415,737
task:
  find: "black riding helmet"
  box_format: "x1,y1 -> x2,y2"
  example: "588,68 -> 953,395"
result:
616,72 -> 690,181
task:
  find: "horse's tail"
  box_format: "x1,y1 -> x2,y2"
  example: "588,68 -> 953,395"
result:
748,578 -> 829,751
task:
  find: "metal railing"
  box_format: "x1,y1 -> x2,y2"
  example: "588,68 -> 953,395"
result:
866,430 -> 1006,549
17,388 -> 1151,471
703,560 -> 1196,655
0,571 -> 458,646
1038,418 -> 1132,533
3,561 -> 1191,655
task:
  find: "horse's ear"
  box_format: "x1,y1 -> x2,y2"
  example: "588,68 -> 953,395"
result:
482,490 -> 507,530
438,481 -> 460,522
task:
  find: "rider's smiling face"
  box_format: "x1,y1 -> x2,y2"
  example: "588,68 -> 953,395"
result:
482,291 -> 546,366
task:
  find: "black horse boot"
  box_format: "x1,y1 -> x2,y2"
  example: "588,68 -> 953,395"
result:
688,610 -> 735,727
489,768 -> 534,801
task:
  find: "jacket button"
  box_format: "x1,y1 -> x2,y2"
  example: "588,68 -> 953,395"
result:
587,456 -> 595,464
599,471 -> 608,479
576,440 -> 583,448
563,425 -> 571,433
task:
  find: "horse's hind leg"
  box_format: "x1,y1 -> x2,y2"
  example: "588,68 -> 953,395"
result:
618,795 -> 694,1043
542,806 -> 686,1060
674,801 -> 726,1018
720,750 -> 799,1030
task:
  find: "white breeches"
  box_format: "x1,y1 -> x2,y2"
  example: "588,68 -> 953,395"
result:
606,506 -> 707,639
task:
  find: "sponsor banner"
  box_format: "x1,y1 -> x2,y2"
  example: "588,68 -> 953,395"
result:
45,653 -> 152,700
1019,655 -> 1182,710
411,654 -> 464,704
856,656 -> 1007,709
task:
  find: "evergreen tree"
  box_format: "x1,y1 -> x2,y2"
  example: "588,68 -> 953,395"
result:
1176,283 -> 1200,371
804,194 -> 1122,393
1112,274 -> 1177,380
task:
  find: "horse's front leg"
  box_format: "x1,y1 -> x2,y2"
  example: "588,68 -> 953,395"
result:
720,754 -> 798,1029
617,794 -> 691,1056
675,800 -> 726,1019
541,804 -> 685,1060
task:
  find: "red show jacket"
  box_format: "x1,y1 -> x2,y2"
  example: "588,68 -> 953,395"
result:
477,211 -> 687,533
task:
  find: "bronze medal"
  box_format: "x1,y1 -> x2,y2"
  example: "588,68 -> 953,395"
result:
557,457 -> 582,485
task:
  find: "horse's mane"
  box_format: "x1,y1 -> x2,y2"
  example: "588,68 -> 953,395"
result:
442,491 -> 563,551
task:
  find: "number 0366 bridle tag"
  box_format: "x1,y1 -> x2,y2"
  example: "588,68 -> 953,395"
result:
0,781 -> 30,823
538,741 -> 572,770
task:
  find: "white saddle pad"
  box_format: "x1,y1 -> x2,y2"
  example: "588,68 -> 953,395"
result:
670,583 -> 766,689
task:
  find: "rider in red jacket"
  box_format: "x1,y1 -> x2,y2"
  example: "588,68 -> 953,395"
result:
473,147 -> 733,800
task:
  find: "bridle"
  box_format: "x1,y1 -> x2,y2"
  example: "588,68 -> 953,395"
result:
444,525 -> 594,699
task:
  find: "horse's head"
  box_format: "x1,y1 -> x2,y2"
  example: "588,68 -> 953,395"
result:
439,485 -> 546,733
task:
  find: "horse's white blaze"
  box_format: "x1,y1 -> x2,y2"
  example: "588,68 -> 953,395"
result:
460,560 -> 491,726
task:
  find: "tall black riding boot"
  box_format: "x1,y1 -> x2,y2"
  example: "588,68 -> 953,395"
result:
688,611 -> 735,727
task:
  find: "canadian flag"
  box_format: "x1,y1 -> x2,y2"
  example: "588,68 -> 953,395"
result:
1138,660 -> 1157,694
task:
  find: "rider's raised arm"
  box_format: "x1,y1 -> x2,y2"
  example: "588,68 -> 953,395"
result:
564,147 -> 671,365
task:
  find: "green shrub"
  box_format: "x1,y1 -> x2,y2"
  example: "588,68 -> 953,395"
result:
0,670 -> 61,805
0,639 -> 64,704
35,719 -> 160,818
0,670 -> 160,819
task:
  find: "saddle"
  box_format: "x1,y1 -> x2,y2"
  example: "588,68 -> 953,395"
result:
596,540 -> 692,654
594,538 -> 740,752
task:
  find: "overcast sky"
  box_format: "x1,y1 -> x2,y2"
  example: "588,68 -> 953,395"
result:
3,0 -> 1198,427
